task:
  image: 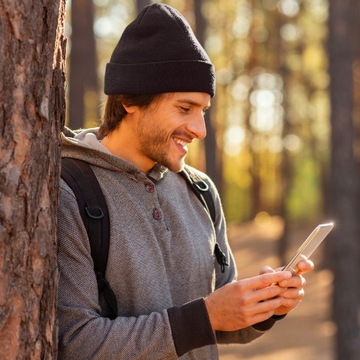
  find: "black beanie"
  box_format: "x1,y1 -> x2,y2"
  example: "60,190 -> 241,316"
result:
104,3 -> 215,97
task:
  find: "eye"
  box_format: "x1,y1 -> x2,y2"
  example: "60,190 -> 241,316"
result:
180,106 -> 191,113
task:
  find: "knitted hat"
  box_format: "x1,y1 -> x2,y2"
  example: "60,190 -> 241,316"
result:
104,3 -> 215,97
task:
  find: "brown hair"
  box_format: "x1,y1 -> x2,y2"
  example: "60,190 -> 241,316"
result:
98,94 -> 160,138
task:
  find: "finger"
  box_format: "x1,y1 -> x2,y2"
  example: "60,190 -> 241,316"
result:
278,274 -> 306,288
246,284 -> 288,305
246,296 -> 283,318
278,287 -> 305,300
259,265 -> 276,275
249,311 -> 276,326
258,267 -> 277,288
279,290 -> 305,309
296,259 -> 314,274
240,271 -> 292,292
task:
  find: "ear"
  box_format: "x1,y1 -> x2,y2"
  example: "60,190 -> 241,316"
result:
122,103 -> 137,114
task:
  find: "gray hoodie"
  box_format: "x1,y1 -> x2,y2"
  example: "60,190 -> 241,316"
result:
57,128 -> 274,360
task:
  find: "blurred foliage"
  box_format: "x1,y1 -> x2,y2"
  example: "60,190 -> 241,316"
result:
65,0 -> 330,224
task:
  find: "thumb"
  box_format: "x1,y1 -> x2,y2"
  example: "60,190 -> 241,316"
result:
259,265 -> 276,275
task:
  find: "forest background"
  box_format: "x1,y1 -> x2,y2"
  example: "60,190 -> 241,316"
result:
65,0 -> 360,359
67,0 -> 333,224
0,0 -> 359,359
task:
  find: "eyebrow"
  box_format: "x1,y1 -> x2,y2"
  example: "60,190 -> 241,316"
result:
176,98 -> 211,109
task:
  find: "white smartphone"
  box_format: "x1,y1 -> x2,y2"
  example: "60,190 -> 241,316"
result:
282,222 -> 334,274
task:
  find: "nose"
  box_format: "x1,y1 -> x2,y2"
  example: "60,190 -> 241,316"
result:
187,112 -> 207,140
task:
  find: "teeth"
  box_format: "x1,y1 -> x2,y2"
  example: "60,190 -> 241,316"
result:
175,139 -> 188,146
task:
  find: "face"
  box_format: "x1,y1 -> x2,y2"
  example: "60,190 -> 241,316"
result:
134,92 -> 211,172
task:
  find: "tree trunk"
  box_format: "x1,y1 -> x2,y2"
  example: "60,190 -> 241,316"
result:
136,0 -> 151,12
274,10 -> 292,264
69,0 -> 98,129
328,1 -> 360,358
194,0 -> 222,193
0,1 -> 66,359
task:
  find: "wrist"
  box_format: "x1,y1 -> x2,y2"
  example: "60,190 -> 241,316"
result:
204,295 -> 217,330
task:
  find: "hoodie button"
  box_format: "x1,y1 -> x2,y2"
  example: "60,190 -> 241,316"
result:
152,208 -> 162,220
145,182 -> 155,193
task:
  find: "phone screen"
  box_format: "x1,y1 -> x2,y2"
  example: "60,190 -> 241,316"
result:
282,222 -> 334,274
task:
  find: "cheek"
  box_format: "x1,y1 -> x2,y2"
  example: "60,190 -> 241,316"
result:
138,110 -> 183,143
139,123 -> 169,148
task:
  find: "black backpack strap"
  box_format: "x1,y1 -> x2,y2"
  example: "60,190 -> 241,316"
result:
61,157 -> 118,319
180,165 -> 216,223
180,166 -> 229,272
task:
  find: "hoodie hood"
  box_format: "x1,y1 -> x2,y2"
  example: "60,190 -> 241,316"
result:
61,127 -> 168,181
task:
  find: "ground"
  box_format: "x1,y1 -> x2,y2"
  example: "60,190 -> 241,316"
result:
218,216 -> 335,360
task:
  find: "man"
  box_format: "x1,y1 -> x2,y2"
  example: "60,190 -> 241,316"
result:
58,3 -> 313,359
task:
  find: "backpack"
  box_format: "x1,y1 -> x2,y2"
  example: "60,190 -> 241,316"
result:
60,157 -> 229,319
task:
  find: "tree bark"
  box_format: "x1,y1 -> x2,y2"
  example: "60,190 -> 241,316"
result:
328,0 -> 360,358
0,0 -> 66,358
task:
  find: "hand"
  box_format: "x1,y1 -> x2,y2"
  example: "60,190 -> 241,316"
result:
260,259 -> 314,316
204,271 -> 292,331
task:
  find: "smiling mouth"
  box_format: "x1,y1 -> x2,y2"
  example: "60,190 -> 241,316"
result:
173,137 -> 192,156
174,138 -> 189,147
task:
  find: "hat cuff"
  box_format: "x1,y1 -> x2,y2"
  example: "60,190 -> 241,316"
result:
104,61 -> 215,97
